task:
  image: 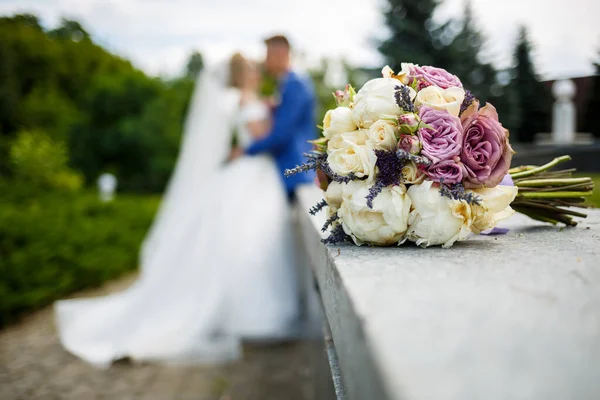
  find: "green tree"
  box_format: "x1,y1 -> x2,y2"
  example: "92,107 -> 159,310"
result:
583,51 -> 600,138
0,14 -> 195,192
9,130 -> 83,191
48,18 -> 90,42
379,0 -> 450,68
445,0 -> 498,101
185,51 -> 204,80
18,84 -> 81,141
511,26 -> 551,142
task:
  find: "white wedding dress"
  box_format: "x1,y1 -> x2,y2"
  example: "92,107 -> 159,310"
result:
54,63 -> 302,368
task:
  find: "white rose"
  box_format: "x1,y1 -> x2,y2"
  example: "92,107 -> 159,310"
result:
327,141 -> 377,181
327,129 -> 369,152
406,180 -> 473,248
323,107 -> 357,138
469,186 -> 518,233
324,181 -> 344,213
338,181 -> 411,246
414,86 -> 465,117
352,78 -> 416,128
401,161 -> 426,184
367,120 -> 399,151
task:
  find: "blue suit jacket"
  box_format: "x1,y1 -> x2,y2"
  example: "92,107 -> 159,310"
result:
246,71 -> 316,195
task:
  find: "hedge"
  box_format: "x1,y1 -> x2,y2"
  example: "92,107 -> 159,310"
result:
0,181 -> 159,326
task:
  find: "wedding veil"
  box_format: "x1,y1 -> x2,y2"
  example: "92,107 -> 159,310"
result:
139,60 -> 241,274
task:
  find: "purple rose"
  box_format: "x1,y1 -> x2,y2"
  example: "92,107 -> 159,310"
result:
398,134 -> 421,155
409,65 -> 462,89
426,159 -> 463,184
460,102 -> 513,188
417,106 -> 464,163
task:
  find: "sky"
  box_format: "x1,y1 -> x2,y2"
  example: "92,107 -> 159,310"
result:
1,0 -> 599,80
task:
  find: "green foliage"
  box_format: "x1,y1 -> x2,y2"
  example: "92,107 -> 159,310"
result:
0,14 -> 193,325
308,60 -> 361,129
9,130 -> 83,191
0,181 -> 160,326
48,18 -> 90,42
308,62 -> 338,128
378,1 -> 551,141
0,14 -> 195,192
379,0 -> 449,68
186,51 -> 204,80
260,74 -> 278,97
444,1 -> 499,104
511,26 -> 551,142
583,52 -> 600,138
18,84 -> 82,141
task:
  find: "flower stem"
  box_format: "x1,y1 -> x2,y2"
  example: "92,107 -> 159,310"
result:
508,165 -> 537,174
516,209 -> 560,225
519,191 -> 592,199
513,200 -> 589,218
513,205 -> 577,225
515,177 -> 593,187
510,155 -> 571,179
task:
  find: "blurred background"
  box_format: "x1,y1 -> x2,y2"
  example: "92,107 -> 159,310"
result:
0,0 -> 599,398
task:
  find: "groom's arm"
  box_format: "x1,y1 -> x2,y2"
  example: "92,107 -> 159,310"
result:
245,79 -> 305,155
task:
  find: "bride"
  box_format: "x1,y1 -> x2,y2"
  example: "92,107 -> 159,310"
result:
54,53 -> 303,368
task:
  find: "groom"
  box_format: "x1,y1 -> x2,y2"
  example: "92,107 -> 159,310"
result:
244,35 -> 316,198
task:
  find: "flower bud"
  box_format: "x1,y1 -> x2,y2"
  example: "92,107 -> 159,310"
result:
333,84 -> 356,107
398,134 -> 421,155
398,113 -> 420,134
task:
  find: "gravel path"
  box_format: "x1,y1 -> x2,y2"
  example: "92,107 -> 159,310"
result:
0,275 -> 322,400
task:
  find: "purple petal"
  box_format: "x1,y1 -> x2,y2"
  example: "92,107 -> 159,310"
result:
500,174 -> 513,186
480,227 -> 510,235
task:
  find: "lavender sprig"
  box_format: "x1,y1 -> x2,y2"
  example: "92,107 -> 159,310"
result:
321,212 -> 339,233
319,161 -> 365,184
321,223 -> 351,245
396,149 -> 431,166
285,152 -> 365,184
366,180 -> 386,209
284,152 -> 327,177
365,149 -> 406,208
439,180 -> 481,206
459,90 -> 476,116
309,199 -> 328,216
394,85 -> 415,113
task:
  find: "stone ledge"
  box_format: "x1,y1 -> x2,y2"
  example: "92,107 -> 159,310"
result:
297,184 -> 600,400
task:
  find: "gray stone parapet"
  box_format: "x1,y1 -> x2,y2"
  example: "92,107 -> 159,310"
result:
297,184 -> 600,400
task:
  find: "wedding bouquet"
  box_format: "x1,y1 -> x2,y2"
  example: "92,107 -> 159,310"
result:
287,64 -> 592,248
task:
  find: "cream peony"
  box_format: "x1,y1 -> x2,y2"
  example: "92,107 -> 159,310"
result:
323,107 -> 357,138
367,120 -> 399,151
381,63 -> 415,84
338,181 -> 411,246
352,78 -> 416,128
414,86 -> 465,117
324,181 -> 344,214
406,180 -> 472,248
401,161 -> 426,184
327,141 -> 377,181
469,186 -> 518,233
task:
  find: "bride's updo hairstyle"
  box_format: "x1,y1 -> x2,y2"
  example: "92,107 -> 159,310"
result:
229,53 -> 247,89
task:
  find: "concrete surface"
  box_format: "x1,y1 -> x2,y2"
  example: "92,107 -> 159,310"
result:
298,185 -> 600,400
0,275 -> 322,400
